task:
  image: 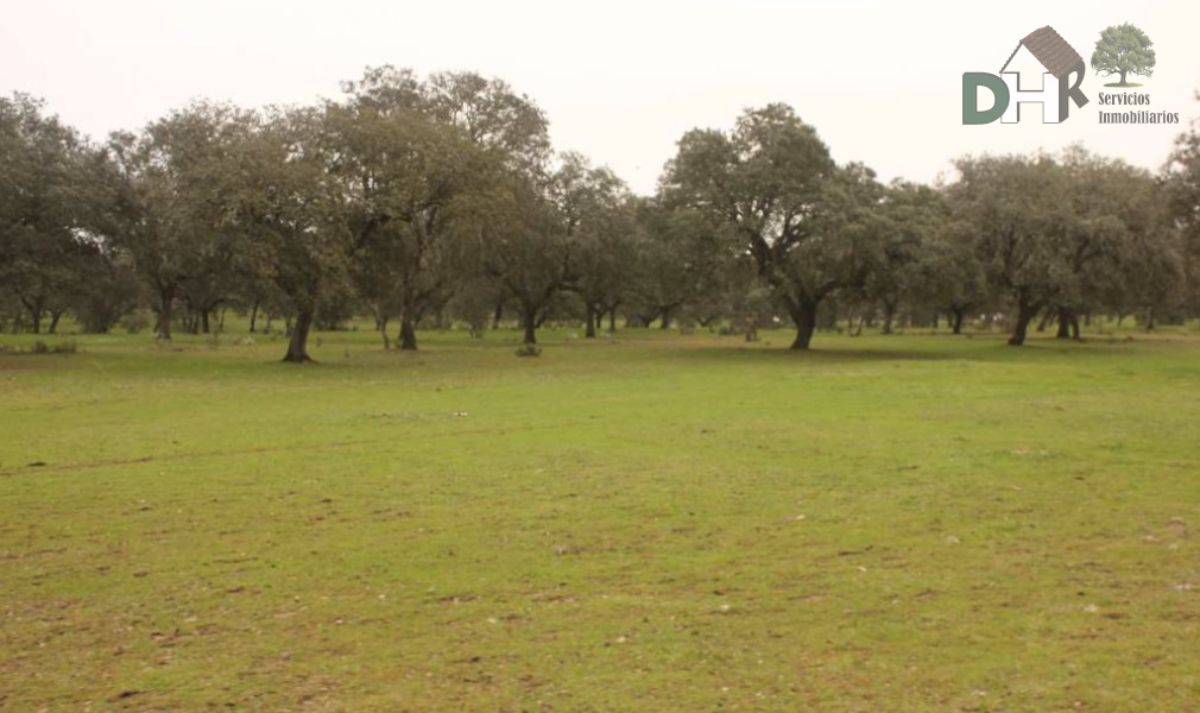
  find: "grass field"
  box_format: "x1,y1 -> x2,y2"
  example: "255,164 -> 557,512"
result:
1,324 -> 1198,711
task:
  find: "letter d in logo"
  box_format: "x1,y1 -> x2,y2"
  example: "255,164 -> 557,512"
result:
962,73 -> 1009,125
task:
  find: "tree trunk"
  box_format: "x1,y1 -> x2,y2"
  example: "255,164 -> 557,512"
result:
398,316 -> 417,351
23,299 -> 42,334
882,301 -> 896,335
660,309 -> 672,330
790,300 -> 819,350
1119,69 -> 1127,85
249,301 -> 259,333
201,309 -> 211,334
155,288 -> 174,340
1009,300 -> 1038,346
584,302 -> 597,338
492,301 -> 503,330
378,317 -> 390,350
522,308 -> 538,345
48,310 -> 63,334
1056,308 -> 1072,339
951,308 -> 965,335
608,306 -> 617,333
282,309 -> 315,363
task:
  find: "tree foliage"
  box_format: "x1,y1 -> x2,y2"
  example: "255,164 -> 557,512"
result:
4,77 -> 1200,355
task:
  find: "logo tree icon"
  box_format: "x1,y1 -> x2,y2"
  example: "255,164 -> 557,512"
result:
1090,23 -> 1156,87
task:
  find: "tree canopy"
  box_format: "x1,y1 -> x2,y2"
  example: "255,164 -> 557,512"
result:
3,77 -> 1200,358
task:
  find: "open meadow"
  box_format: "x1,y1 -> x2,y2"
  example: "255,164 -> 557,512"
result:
2,326 -> 1198,711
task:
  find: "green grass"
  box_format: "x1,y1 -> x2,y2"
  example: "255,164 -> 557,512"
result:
2,324 -> 1198,711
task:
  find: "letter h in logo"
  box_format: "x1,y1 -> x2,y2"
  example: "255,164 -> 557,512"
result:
999,66 -> 1062,123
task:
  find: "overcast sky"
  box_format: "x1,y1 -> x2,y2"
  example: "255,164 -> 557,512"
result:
2,0 -> 1197,194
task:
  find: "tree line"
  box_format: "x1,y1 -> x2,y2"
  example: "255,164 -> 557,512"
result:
2,68 -> 1199,360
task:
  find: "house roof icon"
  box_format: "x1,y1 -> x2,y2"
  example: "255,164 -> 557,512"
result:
1000,26 -> 1083,79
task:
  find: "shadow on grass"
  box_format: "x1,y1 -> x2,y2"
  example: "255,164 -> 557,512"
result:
655,331 -> 1146,366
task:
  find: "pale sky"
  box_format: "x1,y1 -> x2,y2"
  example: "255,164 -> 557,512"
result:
2,0 -> 1197,194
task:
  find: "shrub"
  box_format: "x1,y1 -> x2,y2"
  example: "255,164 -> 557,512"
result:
122,312 -> 150,335
26,340 -> 77,355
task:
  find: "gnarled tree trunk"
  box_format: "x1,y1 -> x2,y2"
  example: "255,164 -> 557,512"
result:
282,309 -> 315,363
951,308 -> 965,335
522,307 -> 538,345
882,300 -> 897,335
155,285 -> 175,340
584,302 -> 597,338
1009,299 -> 1040,346
398,316 -> 417,351
790,299 -> 819,350
378,316 -> 390,350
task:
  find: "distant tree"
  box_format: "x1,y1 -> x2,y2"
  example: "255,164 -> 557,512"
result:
326,102 -> 485,350
558,153 -> 636,338
223,108 -> 352,362
1091,24 -> 1155,87
108,102 -> 254,339
912,207 -> 989,335
480,162 -> 585,347
69,246 -> 140,331
862,181 -> 942,334
662,104 -> 881,349
0,93 -> 119,333
628,201 -> 728,331
1054,148 -> 1176,336
1165,96 -> 1200,319
336,68 -> 550,350
951,150 -> 1180,343
951,154 -> 1070,345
